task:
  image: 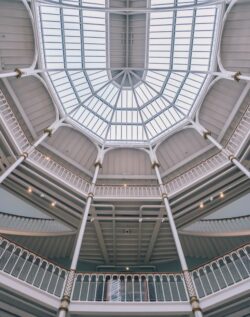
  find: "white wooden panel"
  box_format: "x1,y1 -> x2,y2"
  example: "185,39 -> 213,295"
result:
221,1 -> 250,72
157,128 -> 209,173
199,79 -> 246,137
8,76 -> 56,135
46,126 -> 97,172
0,0 -> 34,70
101,148 -> 153,176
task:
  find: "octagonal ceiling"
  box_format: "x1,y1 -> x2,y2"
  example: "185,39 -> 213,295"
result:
37,0 -> 219,144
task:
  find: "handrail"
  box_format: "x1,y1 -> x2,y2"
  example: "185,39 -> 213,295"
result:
0,236 -> 249,302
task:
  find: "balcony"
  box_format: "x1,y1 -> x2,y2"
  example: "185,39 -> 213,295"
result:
0,236 -> 249,315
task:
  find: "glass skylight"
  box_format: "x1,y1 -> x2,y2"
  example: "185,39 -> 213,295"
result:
38,0 -> 218,144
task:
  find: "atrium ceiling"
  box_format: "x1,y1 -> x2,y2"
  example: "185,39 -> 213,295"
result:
38,0 -> 219,144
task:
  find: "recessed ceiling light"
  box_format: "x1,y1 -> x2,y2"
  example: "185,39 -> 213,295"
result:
51,201 -> 56,207
125,266 -> 130,271
27,187 -> 32,193
220,192 -> 224,198
199,202 -> 204,209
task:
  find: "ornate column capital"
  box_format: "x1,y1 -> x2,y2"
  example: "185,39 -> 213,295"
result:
94,161 -> 102,168
232,71 -> 241,82
203,130 -> 211,140
14,68 -> 24,79
20,152 -> 29,159
44,127 -> 53,137
151,161 -> 160,168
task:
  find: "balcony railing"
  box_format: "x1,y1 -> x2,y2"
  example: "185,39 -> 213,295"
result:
72,273 -> 188,302
0,236 -> 68,298
0,236 -> 249,303
192,244 -> 250,298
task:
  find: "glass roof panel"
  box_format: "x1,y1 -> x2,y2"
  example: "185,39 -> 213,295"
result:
38,0 -> 219,144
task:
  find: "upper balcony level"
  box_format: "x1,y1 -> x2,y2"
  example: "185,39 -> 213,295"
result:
0,87 -> 249,202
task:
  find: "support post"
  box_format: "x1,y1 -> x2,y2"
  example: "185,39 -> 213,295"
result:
151,151 -> 203,317
192,122 -> 250,178
57,156 -> 103,317
0,119 -> 61,184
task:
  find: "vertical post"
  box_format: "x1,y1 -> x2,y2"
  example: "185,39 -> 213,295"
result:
150,150 -> 203,317
0,119 -> 61,184
192,122 -> 250,178
57,153 -> 103,317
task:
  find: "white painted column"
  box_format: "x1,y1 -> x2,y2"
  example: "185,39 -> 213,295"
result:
0,119 -> 61,184
192,122 -> 250,178
57,156 -> 102,317
151,151 -> 203,317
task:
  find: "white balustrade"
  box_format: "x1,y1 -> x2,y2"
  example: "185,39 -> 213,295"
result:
0,236 -> 68,297
192,245 -> 250,298
71,273 -> 188,302
0,236 -> 249,303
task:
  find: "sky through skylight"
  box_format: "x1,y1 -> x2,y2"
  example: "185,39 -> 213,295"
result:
38,0 -> 218,144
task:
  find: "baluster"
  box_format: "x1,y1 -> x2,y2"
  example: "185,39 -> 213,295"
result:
148,275 -> 156,301
192,271 -> 205,298
96,275 -> 104,301
237,250 -> 250,276
88,275 -> 97,301
204,264 -> 220,293
48,267 -> 60,294
219,258 -> 234,285
211,261 -> 227,290
26,257 -> 41,285
159,276 -> 166,301
19,254 -> 34,281
0,240 -> 8,258
34,261 -> 49,289
72,274 -> 81,300
155,275 -> 164,301
0,244 -> 15,270
80,275 -> 90,301
41,264 -> 54,292
3,247 -> 20,273
162,275 -> 172,301
198,268 -> 211,296
175,274 -> 186,301
225,255 -> 241,283
54,270 -> 67,297
101,275 -> 106,302
174,275 -> 181,301
9,248 -> 22,275
139,276 -> 142,302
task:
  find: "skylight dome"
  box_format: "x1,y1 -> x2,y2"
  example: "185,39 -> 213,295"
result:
38,0 -> 218,144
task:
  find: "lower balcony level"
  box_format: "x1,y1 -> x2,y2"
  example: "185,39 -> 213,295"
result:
0,236 -> 249,316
